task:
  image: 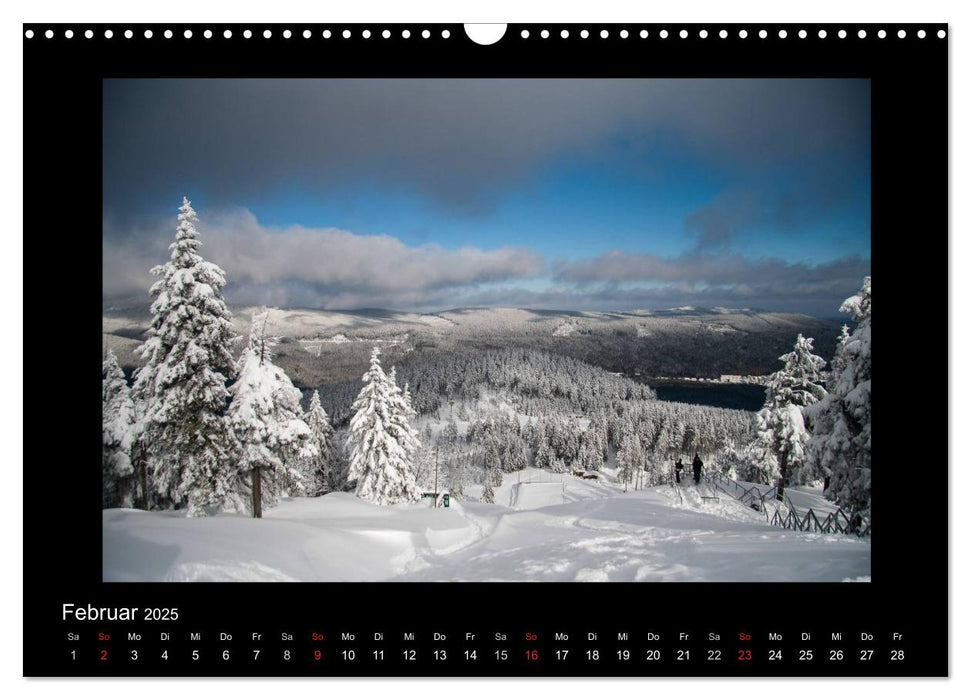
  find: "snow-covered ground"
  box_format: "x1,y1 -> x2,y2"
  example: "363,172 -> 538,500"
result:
103,468 -> 870,583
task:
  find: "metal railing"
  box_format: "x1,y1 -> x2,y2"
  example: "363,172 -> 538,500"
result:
771,493 -> 870,537
705,470 -> 770,520
669,467 -> 683,505
702,471 -> 869,537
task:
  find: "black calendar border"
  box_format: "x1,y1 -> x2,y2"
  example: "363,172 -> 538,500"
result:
23,23 -> 948,677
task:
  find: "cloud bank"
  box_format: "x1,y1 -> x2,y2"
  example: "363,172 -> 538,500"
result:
104,207 -> 868,316
104,207 -> 543,306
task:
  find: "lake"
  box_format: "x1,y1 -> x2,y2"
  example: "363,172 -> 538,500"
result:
648,380 -> 766,412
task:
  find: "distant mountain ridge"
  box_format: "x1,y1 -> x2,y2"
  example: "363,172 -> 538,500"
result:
104,305 -> 844,387
104,300 -> 773,319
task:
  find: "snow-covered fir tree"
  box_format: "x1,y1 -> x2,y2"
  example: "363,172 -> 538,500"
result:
713,442 -> 748,481
591,415 -> 609,460
401,379 -> 417,422
767,334 -> 828,409
831,324 -> 851,379
682,424 -> 699,456
534,434 -> 555,470
446,454 -> 467,500
103,349 -> 136,507
798,326 -> 851,489
386,366 -> 422,466
748,334 -> 827,497
303,390 -> 336,495
579,439 -> 603,473
804,278 -> 871,526
132,197 -> 239,516
733,441 -> 769,484
507,448 -> 528,472
642,454 -> 666,488
347,348 -> 423,505
412,442 -> 439,492
228,314 -> 316,517
325,430 -> 352,492
617,433 -> 640,492
484,436 -> 503,485
665,418 -> 685,459
481,481 -> 496,504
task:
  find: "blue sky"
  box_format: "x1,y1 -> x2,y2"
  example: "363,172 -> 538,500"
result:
103,79 -> 870,316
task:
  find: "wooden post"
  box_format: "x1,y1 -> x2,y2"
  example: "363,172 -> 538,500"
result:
434,447 -> 439,508
252,466 -> 263,518
137,458 -> 149,510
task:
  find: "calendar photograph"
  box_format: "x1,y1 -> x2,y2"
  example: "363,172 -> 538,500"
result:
101,77 -> 872,583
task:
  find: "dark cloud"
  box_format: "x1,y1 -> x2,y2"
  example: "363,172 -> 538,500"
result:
684,160 -> 869,252
102,79 -> 869,316
103,78 -> 869,219
552,250 -> 871,314
684,190 -> 765,251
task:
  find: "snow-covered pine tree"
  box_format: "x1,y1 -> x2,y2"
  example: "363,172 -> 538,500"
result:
682,424 -> 699,456
481,481 -> 496,504
547,416 -> 567,460
326,429 -> 352,492
804,278 -> 871,526
387,366 -> 422,465
617,433 -> 640,492
550,454 -> 570,473
665,419 -> 684,459
590,414 -> 609,460
303,390 -> 335,495
649,455 -> 668,487
228,314 -> 317,517
508,447 -> 528,472
103,349 -> 136,507
484,436 -> 503,485
412,442 -> 436,492
534,434 -> 555,470
713,441 -> 746,481
446,455 -> 466,500
831,324 -> 851,380
401,379 -> 417,421
131,197 -> 240,516
564,416 -> 581,465
734,440 -> 770,484
749,334 -> 827,498
347,348 -> 423,505
580,438 -> 603,473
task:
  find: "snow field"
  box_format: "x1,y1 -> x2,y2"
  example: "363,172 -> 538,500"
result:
104,467 -> 869,583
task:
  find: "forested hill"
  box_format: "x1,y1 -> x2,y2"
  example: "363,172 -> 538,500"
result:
313,347 -> 659,426
104,305 -> 845,387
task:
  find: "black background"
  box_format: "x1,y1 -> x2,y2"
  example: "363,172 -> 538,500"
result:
23,23 -> 947,677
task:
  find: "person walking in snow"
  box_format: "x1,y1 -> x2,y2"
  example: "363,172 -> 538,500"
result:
674,458 -> 684,484
692,453 -> 703,485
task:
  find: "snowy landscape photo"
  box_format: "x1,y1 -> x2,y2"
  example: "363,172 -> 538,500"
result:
102,79 -> 872,582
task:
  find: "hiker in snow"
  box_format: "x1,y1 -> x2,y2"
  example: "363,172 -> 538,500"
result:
674,458 -> 684,484
692,453 -> 703,485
